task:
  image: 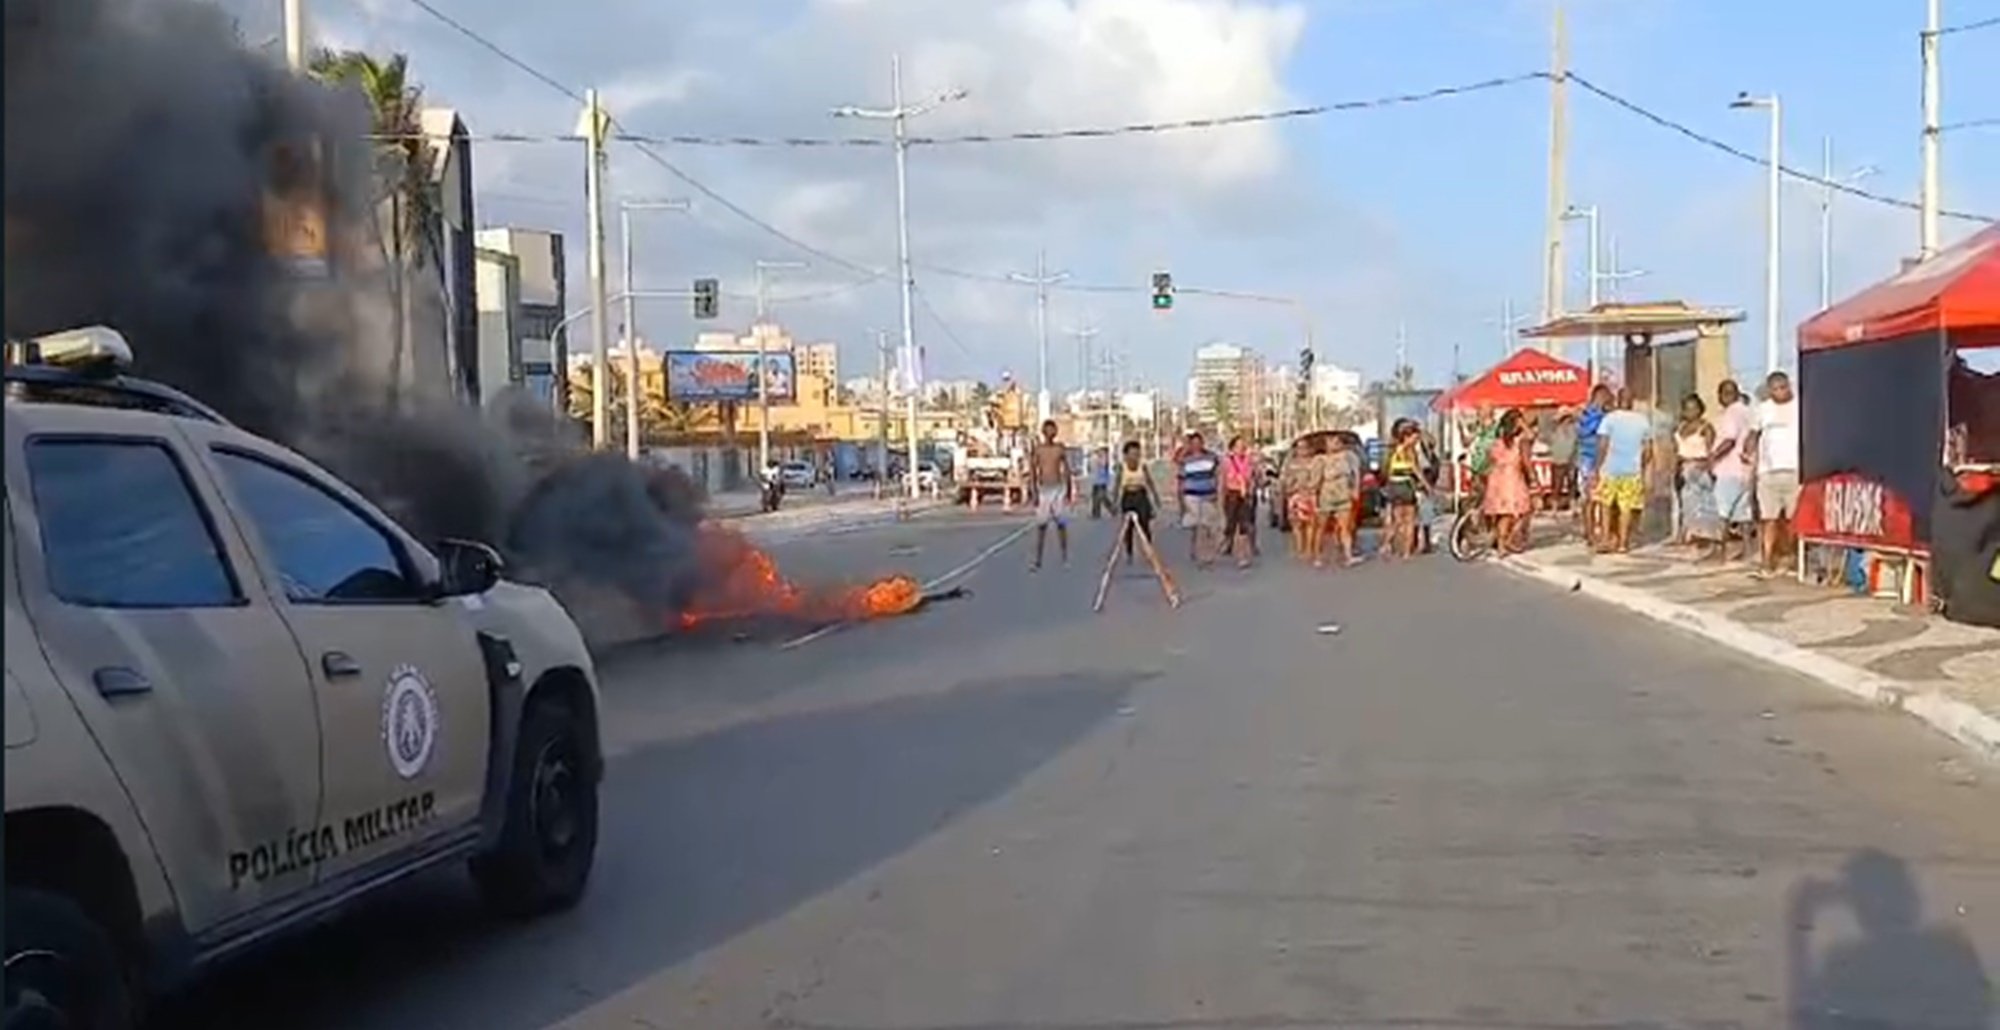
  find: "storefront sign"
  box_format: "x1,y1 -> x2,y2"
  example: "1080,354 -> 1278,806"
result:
1795,474 -> 1921,551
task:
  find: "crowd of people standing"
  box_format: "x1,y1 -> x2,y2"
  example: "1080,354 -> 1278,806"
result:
1048,369 -> 1803,579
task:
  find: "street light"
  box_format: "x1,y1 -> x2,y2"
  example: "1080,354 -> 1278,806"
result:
751,259 -> 808,473
1816,137 -> 1878,311
619,199 -> 691,460
1561,204 -> 1601,382
834,56 -> 966,499
1731,91 -> 1783,374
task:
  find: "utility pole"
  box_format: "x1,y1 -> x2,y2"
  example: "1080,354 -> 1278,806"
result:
1540,0 -> 1569,330
581,89 -> 612,450
1920,0 -> 1942,260
834,57 -> 965,499
619,199 -> 690,460
283,0 -> 306,71
874,329 -> 891,496
1730,91 -> 1783,374
1010,251 -> 1070,426
1817,139 -> 1880,311
1563,204 -> 1601,382
1068,321 -> 1100,444
752,259 -> 807,472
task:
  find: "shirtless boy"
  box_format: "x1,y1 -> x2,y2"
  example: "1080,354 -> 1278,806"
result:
1030,419 -> 1073,570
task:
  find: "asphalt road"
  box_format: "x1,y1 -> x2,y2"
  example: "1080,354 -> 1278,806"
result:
167,510 -> 1998,1029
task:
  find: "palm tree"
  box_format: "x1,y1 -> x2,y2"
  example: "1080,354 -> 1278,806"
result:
309,49 -> 435,407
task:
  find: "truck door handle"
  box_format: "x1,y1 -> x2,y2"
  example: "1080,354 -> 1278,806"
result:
321,652 -> 362,679
92,667 -> 152,697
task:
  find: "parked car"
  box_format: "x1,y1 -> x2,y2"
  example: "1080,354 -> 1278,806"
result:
778,460 -> 815,489
3,327 -> 605,1028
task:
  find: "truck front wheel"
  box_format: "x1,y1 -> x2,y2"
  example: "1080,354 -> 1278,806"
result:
471,698 -> 600,918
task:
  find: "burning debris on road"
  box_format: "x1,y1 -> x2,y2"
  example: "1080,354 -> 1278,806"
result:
2,0 -> 921,636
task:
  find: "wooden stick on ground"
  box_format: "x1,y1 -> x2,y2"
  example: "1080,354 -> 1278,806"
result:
1092,512 -> 1131,612
1132,512 -> 1183,608
1094,511 -> 1182,612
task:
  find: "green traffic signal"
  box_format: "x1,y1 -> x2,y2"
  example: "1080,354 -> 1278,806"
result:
1152,292 -> 1173,310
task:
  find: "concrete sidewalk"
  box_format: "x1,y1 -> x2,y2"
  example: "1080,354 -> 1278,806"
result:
1498,540 -> 2000,765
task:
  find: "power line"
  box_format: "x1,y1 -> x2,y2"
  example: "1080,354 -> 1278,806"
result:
1565,72 -> 1995,223
1938,14 -> 2000,35
1942,116 -> 2000,132
619,139 -> 884,278
399,0 -> 586,104
910,283 -> 976,362
395,0 -> 888,280
360,73 -> 1542,149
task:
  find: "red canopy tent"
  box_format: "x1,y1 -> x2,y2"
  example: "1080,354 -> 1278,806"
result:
1790,222 -> 1999,622
1800,222 -> 2000,352
1434,348 -> 1590,412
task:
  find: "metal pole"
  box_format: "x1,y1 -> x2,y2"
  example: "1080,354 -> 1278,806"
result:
1541,0 -> 1569,327
1586,207 -> 1601,383
621,206 -> 640,460
1039,267 -> 1061,426
1009,255 -> 1068,425
1920,0 -> 1942,260
876,329 -> 890,496
283,0 -> 306,71
584,89 -> 611,450
1820,136 -> 1833,313
1765,97 -> 1783,373
756,265 -> 771,474
892,56 -> 921,499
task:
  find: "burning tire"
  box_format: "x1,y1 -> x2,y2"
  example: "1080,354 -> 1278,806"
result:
471,699 -> 599,917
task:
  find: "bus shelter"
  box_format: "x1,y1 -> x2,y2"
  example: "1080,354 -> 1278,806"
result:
1519,302 -> 1746,541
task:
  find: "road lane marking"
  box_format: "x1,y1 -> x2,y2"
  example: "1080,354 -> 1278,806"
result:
776,521 -> 1035,651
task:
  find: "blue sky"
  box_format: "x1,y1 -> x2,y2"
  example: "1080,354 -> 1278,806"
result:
298,0 -> 1997,395
1278,0 -> 1998,380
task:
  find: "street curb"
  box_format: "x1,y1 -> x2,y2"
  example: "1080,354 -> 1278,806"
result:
1497,555 -> 2000,765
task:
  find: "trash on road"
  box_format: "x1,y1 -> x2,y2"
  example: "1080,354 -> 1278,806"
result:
1316,623 -> 1342,635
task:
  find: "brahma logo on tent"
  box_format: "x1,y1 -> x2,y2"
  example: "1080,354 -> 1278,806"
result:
1496,367 -> 1580,387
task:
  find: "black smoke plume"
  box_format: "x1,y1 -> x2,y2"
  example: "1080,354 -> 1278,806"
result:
3,0 -> 708,611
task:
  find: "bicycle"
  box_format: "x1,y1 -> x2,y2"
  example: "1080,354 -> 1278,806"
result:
1448,490 -> 1497,562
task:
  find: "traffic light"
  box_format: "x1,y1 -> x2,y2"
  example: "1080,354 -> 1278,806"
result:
692,277 -> 719,320
1151,271 -> 1174,310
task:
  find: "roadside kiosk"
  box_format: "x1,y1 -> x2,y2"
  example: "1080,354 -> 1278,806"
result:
1432,348 -> 1589,502
1794,223 -> 2000,620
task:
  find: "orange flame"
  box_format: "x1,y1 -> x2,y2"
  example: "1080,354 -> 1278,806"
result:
674,527 -> 924,630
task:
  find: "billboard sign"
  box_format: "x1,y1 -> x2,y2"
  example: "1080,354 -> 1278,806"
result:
664,350 -> 797,402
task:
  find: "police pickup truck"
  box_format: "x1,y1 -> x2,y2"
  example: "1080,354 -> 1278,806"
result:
3,328 -> 605,1028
